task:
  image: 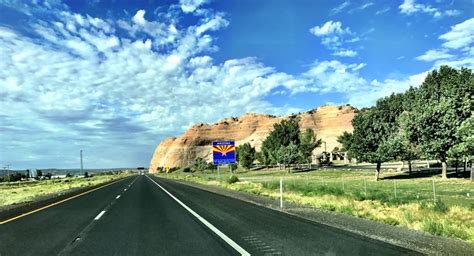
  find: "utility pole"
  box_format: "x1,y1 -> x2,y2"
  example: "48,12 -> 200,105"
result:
80,150 -> 83,172
3,164 -> 10,181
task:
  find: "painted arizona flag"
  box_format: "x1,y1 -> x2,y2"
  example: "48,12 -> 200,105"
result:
212,141 -> 236,165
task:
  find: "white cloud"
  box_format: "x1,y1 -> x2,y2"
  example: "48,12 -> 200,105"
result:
132,9 -> 146,25
2,1 -> 460,169
0,7 -> 314,168
333,49 -> 358,57
310,21 -> 359,58
349,2 -> 374,13
195,13 -> 229,35
349,72 -> 428,107
444,10 -> 460,17
309,21 -> 350,36
415,18 -> 474,70
180,0 -> 209,13
330,1 -> 350,15
439,18 -> 474,49
300,60 -> 367,93
399,0 -> 460,18
375,7 -> 390,15
416,49 -> 454,61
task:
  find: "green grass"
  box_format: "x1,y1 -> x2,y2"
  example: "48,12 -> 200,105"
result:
0,172 -> 132,207
158,167 -> 474,243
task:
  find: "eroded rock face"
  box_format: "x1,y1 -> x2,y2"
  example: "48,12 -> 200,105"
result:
149,105 -> 357,172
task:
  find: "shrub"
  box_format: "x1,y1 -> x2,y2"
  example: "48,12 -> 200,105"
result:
337,205 -> 354,215
419,200 -> 429,210
382,217 -> 400,226
227,175 -> 239,184
433,200 -> 449,213
353,191 -> 366,201
422,219 -> 444,236
262,182 -> 279,190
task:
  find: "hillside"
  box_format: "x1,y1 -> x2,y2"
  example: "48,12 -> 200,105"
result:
149,105 -> 357,172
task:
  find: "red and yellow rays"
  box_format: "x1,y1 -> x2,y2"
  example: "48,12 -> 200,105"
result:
212,144 -> 235,156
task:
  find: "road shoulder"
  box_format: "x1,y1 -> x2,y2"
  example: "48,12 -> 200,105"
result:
155,175 -> 474,256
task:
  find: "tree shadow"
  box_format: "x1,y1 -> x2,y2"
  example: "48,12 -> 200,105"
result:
382,169 -> 471,180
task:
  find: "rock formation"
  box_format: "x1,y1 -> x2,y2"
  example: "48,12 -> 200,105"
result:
149,105 -> 357,172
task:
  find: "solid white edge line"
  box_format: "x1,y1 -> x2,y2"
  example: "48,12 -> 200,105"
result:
94,210 -> 106,220
146,175 -> 251,256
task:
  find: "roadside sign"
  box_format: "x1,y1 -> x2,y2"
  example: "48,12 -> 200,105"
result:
212,141 -> 236,165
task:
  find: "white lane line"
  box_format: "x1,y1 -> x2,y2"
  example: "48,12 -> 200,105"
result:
116,195 -> 121,199
124,188 -> 127,191
146,175 -> 251,256
94,210 -> 106,220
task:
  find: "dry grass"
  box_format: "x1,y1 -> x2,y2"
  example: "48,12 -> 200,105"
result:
0,173 -> 131,207
159,169 -> 474,243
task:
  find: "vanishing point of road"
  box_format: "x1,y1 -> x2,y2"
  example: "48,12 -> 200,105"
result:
0,175 -> 419,255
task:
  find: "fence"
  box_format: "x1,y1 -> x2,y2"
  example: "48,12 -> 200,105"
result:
247,175 -> 473,209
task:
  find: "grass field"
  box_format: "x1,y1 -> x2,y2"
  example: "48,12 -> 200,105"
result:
159,167 -> 474,243
0,172 -> 132,207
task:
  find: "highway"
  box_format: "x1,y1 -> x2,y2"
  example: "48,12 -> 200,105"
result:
0,175 -> 419,255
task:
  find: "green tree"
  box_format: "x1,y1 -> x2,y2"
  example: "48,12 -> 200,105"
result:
255,150 -> 271,167
449,116 -> 474,177
261,117 -> 300,164
192,157 -> 207,172
276,143 -> 301,172
299,128 -> 322,164
337,131 -> 354,157
236,143 -> 256,169
350,93 -> 406,181
351,109 -> 392,180
406,66 -> 473,179
394,112 -> 420,175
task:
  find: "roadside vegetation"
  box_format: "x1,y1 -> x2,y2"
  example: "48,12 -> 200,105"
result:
155,65 -> 473,242
342,65 -> 473,180
0,172 -> 132,207
158,168 -> 474,243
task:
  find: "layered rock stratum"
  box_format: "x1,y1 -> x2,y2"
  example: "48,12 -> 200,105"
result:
149,105 -> 357,172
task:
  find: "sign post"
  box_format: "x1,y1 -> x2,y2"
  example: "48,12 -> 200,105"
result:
213,141 -> 236,178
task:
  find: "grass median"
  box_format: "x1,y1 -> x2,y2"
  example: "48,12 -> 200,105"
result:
0,172 -> 133,207
157,168 -> 474,243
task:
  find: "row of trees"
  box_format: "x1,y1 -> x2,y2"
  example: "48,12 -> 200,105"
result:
236,118 -> 322,172
338,66 -> 473,180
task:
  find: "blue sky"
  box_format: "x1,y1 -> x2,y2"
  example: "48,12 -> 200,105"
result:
0,0 -> 473,169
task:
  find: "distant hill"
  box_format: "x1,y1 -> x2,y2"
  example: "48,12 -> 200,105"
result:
149,105 -> 357,171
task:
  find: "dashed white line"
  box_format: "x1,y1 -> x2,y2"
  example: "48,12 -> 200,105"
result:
116,195 -> 121,199
124,188 -> 127,191
94,210 -> 106,220
145,175 -> 251,256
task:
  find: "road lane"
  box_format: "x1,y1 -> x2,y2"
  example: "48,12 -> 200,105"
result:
151,176 -> 421,256
0,174 -> 422,255
68,175 -> 237,255
0,176 -> 136,256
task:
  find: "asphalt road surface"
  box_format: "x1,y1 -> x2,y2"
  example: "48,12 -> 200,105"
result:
0,175 -> 420,255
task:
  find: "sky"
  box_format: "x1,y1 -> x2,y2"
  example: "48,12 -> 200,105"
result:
0,0 -> 473,169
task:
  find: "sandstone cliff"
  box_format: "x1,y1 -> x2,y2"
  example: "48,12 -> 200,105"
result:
149,105 -> 357,172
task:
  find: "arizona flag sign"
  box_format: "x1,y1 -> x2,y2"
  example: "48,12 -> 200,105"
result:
212,141 -> 236,165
